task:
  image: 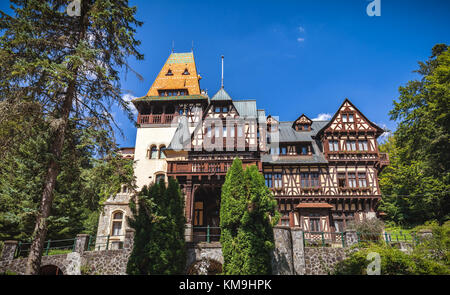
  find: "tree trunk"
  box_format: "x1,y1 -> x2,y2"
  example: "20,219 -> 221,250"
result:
25,83 -> 75,275
25,2 -> 88,274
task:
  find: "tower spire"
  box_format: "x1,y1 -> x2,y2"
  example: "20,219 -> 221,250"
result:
221,55 -> 224,89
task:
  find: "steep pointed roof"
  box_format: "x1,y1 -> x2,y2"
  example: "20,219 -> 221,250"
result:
211,87 -> 232,101
145,52 -> 202,97
167,116 -> 192,151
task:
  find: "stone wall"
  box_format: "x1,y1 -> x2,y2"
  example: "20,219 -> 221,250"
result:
1,227 -> 361,275
304,248 -> 347,275
0,229 -> 135,275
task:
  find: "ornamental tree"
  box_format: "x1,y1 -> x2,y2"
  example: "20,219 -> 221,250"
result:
220,158 -> 280,275
127,178 -> 186,275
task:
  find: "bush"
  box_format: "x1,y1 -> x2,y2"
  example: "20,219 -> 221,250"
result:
335,221 -> 450,275
347,218 -> 385,242
335,243 -> 416,275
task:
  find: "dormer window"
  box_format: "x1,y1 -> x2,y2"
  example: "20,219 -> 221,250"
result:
182,68 -> 190,75
166,69 -> 173,76
293,114 -> 312,131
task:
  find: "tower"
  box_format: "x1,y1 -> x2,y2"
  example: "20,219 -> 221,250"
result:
95,52 -> 209,249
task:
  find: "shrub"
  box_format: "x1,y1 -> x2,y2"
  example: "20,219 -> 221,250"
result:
334,243 -> 415,275
347,217 -> 385,242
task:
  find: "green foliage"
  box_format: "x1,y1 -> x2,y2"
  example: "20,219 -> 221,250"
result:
0,112 -> 135,241
379,44 -> 450,226
335,222 -> 450,275
220,158 -> 280,275
0,0 -> 143,272
127,178 -> 186,275
335,243 -> 416,275
347,218 -> 385,242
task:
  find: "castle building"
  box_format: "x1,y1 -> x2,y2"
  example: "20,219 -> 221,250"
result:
95,52 -> 389,248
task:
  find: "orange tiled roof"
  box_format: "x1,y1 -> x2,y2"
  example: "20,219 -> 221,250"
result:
146,52 -> 201,97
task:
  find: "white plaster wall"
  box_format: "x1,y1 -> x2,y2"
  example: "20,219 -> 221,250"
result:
134,126 -> 177,189
134,125 -> 196,189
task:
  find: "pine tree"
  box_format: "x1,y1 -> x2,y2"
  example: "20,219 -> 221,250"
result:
127,178 -> 186,275
220,158 -> 280,275
0,0 -> 143,274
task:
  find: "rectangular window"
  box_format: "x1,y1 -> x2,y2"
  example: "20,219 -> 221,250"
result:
237,126 -> 243,137
348,173 -> 357,188
348,114 -> 354,122
301,146 -> 308,155
223,126 -> 227,137
338,173 -> 347,188
206,127 -> 211,138
301,173 -> 309,187
215,107 -> 221,113
329,140 -> 339,152
215,126 -> 220,138
358,172 -> 367,187
112,222 -> 122,236
358,140 -> 368,151
230,126 -> 235,137
281,146 -> 287,155
222,107 -> 228,113
342,114 -> 348,123
310,218 -> 321,232
274,173 -> 282,188
346,140 -> 356,151
194,202 -> 204,226
311,173 -> 320,187
265,173 -> 273,188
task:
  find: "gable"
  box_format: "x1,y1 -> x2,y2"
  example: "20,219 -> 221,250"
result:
319,99 -> 384,135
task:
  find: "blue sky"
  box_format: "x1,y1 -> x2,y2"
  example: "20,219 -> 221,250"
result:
2,0 -> 450,147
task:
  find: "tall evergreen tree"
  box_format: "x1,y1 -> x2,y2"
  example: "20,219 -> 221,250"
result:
0,0 -> 143,274
220,158 -> 279,275
127,178 -> 186,275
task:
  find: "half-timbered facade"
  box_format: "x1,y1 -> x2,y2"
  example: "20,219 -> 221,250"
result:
97,52 -> 389,244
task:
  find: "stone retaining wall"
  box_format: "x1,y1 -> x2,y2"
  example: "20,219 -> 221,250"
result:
304,247 -> 347,275
1,228 -> 361,275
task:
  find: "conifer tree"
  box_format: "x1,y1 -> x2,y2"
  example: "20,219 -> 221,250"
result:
127,178 -> 186,275
0,0 -> 143,274
220,158 -> 279,275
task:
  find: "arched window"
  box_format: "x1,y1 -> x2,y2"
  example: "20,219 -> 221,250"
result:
111,212 -> 124,236
159,145 -> 167,159
149,145 -> 158,159
156,174 -> 165,184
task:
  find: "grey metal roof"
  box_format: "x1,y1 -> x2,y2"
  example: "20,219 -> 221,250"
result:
167,116 -> 192,151
263,120 -> 329,165
262,140 -> 328,165
211,87 -> 232,101
277,120 -> 329,142
233,100 -> 257,118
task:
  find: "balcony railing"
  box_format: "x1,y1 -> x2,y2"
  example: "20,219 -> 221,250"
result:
137,114 -> 178,125
379,153 -> 390,168
168,159 -> 261,175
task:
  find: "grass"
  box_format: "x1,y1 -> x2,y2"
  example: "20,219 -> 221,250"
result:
46,249 -> 73,256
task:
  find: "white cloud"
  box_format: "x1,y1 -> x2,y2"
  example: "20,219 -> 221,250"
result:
375,122 -> 391,143
122,93 -> 138,115
298,26 -> 305,33
312,113 -> 332,121
297,37 -> 305,43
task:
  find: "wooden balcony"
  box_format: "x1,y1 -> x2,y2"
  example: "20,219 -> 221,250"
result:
137,114 -> 178,125
327,151 -> 379,162
378,153 -> 390,170
167,159 -> 261,176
